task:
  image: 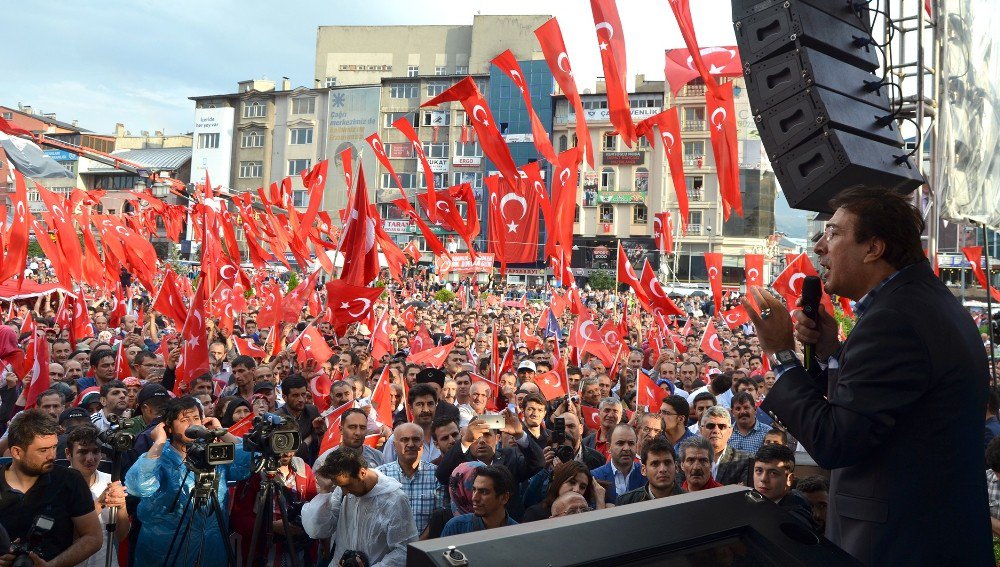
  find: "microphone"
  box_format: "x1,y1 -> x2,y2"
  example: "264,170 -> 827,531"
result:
800,276 -> 822,372
259,412 -> 286,426
185,424 -> 227,440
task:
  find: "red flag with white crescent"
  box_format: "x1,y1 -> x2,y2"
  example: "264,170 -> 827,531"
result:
175,280 -> 210,395
535,370 -> 569,401
699,318 -> 724,363
617,243 -> 650,306
290,325 -> 334,366
704,252 -> 723,313
535,19 -> 595,167
325,280 -> 383,336
491,50 -> 558,164
410,323 -> 434,355
590,0 -> 636,147
706,83 -> 742,219
653,212 -> 674,255
407,341 -> 455,368
744,254 -> 765,288
639,259 -> 685,318
227,412 -> 256,438
369,311 -> 393,362
720,305 -> 750,330
637,371 -> 668,411
394,117 -> 438,223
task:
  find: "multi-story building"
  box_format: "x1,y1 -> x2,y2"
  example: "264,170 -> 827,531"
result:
552,75 -> 665,284
314,15 -> 551,262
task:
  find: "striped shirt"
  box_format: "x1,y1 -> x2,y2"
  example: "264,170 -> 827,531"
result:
376,460 -> 445,534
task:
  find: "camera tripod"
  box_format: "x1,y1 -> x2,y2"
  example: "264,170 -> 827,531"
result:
244,459 -> 301,567
161,468 -> 237,567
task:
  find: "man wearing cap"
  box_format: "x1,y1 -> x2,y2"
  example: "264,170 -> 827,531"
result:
516,360 -> 537,384
124,384 -> 171,470
414,368 -> 461,423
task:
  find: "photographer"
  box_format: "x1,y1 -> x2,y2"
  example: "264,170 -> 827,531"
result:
124,396 -> 252,566
0,409 -> 102,567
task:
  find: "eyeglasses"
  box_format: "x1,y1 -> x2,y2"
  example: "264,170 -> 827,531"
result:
640,426 -> 662,435
702,423 -> 730,430
660,412 -> 679,418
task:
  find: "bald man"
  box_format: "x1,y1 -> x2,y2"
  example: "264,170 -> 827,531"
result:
375,423 -> 445,534
551,492 -> 591,517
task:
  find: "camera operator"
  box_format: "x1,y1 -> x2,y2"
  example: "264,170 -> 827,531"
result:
89,380 -> 130,433
0,409 -> 101,567
230,450 -> 318,567
64,425 -> 129,567
124,396 -> 252,566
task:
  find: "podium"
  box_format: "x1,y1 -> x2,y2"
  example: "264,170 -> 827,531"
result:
408,486 -> 860,566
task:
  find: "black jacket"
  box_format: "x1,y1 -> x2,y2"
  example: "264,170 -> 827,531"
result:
762,261 -> 992,566
615,483 -> 685,506
436,434 -> 545,521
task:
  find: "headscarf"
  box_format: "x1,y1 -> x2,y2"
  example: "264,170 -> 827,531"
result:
449,461 -> 485,516
0,325 -> 24,373
221,398 -> 251,428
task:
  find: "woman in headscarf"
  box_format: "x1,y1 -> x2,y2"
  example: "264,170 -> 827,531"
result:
421,461 -> 485,539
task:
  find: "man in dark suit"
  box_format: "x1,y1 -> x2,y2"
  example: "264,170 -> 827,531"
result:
746,187 -> 992,566
436,411 -> 544,521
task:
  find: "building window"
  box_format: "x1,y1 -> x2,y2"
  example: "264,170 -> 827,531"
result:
1,112 -> 12,120
454,142 -> 482,157
455,110 -> 473,126
427,82 -> 447,96
683,107 -> 706,131
600,204 -> 614,222
600,167 -> 616,191
287,159 -> 312,176
389,83 -> 419,98
293,190 -> 308,208
453,172 -> 483,189
688,210 -> 703,234
243,101 -> 266,118
634,167 -> 649,191
292,97 -> 316,114
239,161 -> 263,178
629,95 -> 661,108
422,111 -> 450,126
637,135 -> 650,149
574,205 -> 580,223
582,100 -> 609,110
686,175 -> 704,201
422,142 -> 449,158
384,111 -> 411,127
420,172 -> 449,188
683,141 -> 705,166
241,130 -> 264,148
558,135 -> 568,152
435,66 -> 447,76
197,133 -> 220,149
381,172 -> 417,189
407,65 -> 419,77
325,77 -> 338,87
632,204 -> 648,224
602,133 -> 617,151
455,65 -> 468,75
290,128 -> 314,145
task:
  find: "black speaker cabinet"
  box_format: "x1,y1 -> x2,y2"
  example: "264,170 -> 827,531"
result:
408,486 -> 862,567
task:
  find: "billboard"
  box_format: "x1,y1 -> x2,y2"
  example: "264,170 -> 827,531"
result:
190,107 -> 234,188
326,87 -> 381,211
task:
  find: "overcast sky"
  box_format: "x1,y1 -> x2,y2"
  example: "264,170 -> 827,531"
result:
3,0 -> 740,135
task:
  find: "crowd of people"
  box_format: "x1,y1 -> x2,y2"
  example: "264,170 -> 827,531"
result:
0,243 -> 996,566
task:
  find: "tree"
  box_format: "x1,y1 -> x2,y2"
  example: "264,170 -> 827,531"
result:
588,269 -> 616,291
434,289 -> 456,303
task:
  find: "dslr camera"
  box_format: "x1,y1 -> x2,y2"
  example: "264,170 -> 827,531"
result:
550,416 -> 575,464
184,425 -> 235,473
10,515 -> 54,567
242,413 -> 301,461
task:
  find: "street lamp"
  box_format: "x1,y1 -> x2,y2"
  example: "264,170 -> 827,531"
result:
705,225 -> 714,253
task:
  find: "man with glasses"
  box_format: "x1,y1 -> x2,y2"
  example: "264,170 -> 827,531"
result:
634,412 -> 665,455
699,406 -> 751,486
132,352 -> 164,385
660,394 -> 695,454
550,492 -> 592,518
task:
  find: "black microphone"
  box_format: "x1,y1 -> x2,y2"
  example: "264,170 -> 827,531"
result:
184,425 -> 227,440
801,276 -> 822,372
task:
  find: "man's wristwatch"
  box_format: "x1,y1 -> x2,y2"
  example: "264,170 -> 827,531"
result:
770,349 -> 800,371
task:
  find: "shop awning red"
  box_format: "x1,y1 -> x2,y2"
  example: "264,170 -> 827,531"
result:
0,281 -> 75,300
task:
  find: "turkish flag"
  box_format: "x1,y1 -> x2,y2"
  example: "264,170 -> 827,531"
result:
699,318 -> 725,363
291,326 -> 334,366
568,308 -> 616,367
962,247 -> 1000,301
491,49 -> 558,163
153,270 -> 189,326
70,293 -> 95,347
370,311 -> 393,361
403,240 -> 422,263
773,253 -> 835,315
744,254 -> 765,288
408,341 -> 455,368
580,405 -> 601,431
401,306 -> 417,332
590,0 -> 636,147
0,171 -> 30,284
410,323 -> 434,354
36,183 -> 84,285
108,284 -> 128,329
664,46 -> 742,95
175,280 -> 210,395
233,336 -> 267,359
550,148 -> 583,259
648,109 -> 689,233
394,117 -> 438,223
599,319 -> 623,352
370,366 -> 395,427
720,305 -> 750,330
637,371 -> 667,411
706,83 -> 742,219
337,163 -> 379,287
520,319 -> 543,350
23,332 -> 50,410
227,412 -> 256,438
256,285 -> 285,329
115,342 -> 132,380
617,243 -> 650,306
79,212 -> 105,287
535,19 -> 595,167
325,280 -> 383,335
639,259 -> 686,318
487,174 -> 541,266
654,212 -> 674,255
520,162 -> 555,260
415,185 -> 478,258
668,0 -> 719,93
423,77 -> 520,192
704,252 -> 723,313
297,159 -> 329,231
536,370 -> 569,401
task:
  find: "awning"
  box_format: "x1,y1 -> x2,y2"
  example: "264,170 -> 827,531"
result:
0,281 -> 75,301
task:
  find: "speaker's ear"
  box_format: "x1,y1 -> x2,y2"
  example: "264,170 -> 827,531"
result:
733,0 -> 923,214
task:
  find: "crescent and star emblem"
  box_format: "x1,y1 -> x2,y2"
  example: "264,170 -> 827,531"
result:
595,22 -> 614,50
711,107 -> 727,131
789,273 -> 806,295
747,268 -> 760,281
557,52 -> 573,76
472,105 -> 489,127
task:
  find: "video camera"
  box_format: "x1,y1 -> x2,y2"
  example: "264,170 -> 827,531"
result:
242,413 -> 301,461
184,425 -> 235,473
10,515 -> 53,567
98,413 -> 137,453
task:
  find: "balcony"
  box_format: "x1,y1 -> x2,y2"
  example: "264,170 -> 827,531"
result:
681,84 -> 706,97
682,120 -> 705,131
687,188 -> 704,202
687,224 -> 702,235
683,154 -> 706,167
